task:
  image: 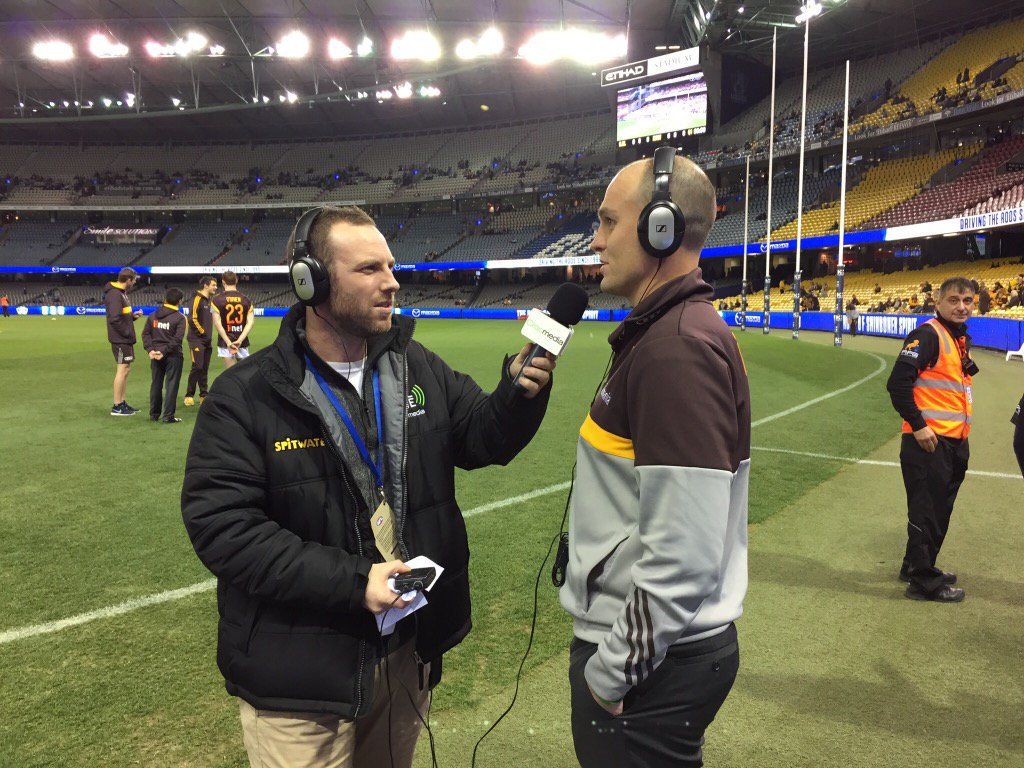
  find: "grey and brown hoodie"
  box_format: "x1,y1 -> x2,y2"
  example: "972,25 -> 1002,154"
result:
559,268 -> 751,703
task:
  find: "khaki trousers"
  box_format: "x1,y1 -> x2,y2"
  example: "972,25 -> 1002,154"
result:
239,640 -> 429,768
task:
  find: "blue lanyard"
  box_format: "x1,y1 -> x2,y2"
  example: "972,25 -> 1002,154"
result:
305,355 -> 385,491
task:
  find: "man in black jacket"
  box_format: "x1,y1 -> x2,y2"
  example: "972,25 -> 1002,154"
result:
182,205 -> 555,768
142,287 -> 186,424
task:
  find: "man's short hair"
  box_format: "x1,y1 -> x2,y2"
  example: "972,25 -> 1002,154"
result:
285,205 -> 377,265
118,267 -> 137,282
221,270 -> 238,286
938,277 -> 975,297
165,287 -> 184,305
632,152 -> 717,252
198,275 -> 217,289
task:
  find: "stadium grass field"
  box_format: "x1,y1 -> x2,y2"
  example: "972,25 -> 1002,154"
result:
0,315 -> 1021,768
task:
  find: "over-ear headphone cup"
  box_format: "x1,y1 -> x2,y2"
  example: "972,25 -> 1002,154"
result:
637,201 -> 686,259
290,256 -> 329,305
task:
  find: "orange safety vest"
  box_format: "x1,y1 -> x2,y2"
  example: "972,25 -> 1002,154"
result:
901,318 -> 973,439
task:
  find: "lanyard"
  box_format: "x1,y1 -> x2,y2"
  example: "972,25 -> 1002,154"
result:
305,355 -> 384,491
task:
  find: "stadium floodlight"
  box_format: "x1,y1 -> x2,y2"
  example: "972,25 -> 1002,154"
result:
46,101 -> 55,108
357,35 -> 373,57
375,89 -> 393,100
262,95 -> 270,104
209,44 -> 226,56
796,2 -> 824,22
394,81 -> 413,99
738,5 -> 745,13
146,31 -> 208,57
171,97 -> 181,107
62,100 -> 69,108
89,33 -> 129,58
276,30 -> 310,59
33,40 -> 75,61
418,84 -> 441,98
391,29 -> 441,61
285,90 -> 298,103
356,90 -> 369,99
518,29 -> 626,66
125,92 -> 136,108
455,26 -> 504,60
328,38 -> 352,59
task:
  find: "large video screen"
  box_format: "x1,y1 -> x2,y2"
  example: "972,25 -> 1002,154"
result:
616,71 -> 708,144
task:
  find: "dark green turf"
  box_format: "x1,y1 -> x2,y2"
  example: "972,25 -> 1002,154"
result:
1,316 -> 1018,767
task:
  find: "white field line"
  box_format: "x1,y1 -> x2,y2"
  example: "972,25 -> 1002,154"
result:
752,445 -> 1021,480
0,351 -> 939,645
751,352 -> 887,427
0,484 -> 573,646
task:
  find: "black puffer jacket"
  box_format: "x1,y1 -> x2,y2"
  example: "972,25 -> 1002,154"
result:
182,305 -> 550,717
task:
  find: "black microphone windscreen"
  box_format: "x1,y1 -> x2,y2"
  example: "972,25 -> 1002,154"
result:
546,283 -> 589,327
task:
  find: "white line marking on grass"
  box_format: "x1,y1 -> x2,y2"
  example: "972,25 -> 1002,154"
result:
0,353 -> 907,646
462,482 -> 571,519
751,352 -> 887,428
0,579 -> 217,645
0,486 -> 574,646
752,445 -> 1021,480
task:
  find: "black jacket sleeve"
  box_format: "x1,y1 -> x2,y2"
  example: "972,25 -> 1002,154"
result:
141,315 -> 154,353
181,374 -> 372,612
171,314 -> 185,354
886,325 -> 939,432
424,346 -> 552,470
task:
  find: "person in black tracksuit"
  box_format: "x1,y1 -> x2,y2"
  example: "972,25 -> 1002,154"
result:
181,205 -> 556,767
185,275 -> 218,404
142,287 -> 186,424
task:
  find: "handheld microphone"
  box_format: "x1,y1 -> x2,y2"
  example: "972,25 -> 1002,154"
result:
512,282 -> 589,392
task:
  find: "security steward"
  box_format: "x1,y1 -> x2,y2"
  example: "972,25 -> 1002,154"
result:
184,275 -> 218,406
181,205 -> 556,768
886,276 -> 977,603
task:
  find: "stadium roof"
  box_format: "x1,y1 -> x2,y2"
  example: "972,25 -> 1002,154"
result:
0,0 -> 1020,143
706,0 -> 1024,70
0,0 -> 677,142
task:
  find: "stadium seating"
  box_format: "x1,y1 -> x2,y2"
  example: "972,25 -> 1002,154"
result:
852,19 -> 1024,135
0,220 -> 79,265
868,135 -> 1024,226
138,222 -> 241,266
770,144 -> 981,240
741,257 -> 1024,318
218,219 -> 294,265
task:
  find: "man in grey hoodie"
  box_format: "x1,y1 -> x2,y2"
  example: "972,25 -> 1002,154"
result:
560,150 -> 750,767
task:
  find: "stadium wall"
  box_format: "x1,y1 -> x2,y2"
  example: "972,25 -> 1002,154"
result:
15,305 -> 1022,352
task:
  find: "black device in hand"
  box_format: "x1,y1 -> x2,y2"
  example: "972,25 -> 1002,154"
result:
393,567 -> 437,594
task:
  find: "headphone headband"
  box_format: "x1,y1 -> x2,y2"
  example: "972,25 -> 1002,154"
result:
652,145 -> 675,202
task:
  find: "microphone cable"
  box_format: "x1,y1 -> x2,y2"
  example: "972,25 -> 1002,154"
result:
470,348 -> 615,767
380,588 -> 440,768
470,263 -> 664,765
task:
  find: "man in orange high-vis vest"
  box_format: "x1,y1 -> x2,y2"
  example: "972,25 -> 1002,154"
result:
886,277 -> 978,602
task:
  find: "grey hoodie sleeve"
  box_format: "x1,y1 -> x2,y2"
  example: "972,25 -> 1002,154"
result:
584,336 -> 740,703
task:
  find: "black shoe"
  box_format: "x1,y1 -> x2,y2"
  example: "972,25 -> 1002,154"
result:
905,584 -> 965,602
110,403 -> 134,416
160,416 -> 183,424
150,415 -> 160,422
122,402 -> 140,415
899,569 -> 956,585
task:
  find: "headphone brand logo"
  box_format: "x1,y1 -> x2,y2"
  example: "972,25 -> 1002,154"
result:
297,277 -> 307,285
656,224 -> 667,232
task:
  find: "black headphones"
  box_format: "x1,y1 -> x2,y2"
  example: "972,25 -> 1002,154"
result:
636,145 -> 686,259
288,207 -> 331,306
